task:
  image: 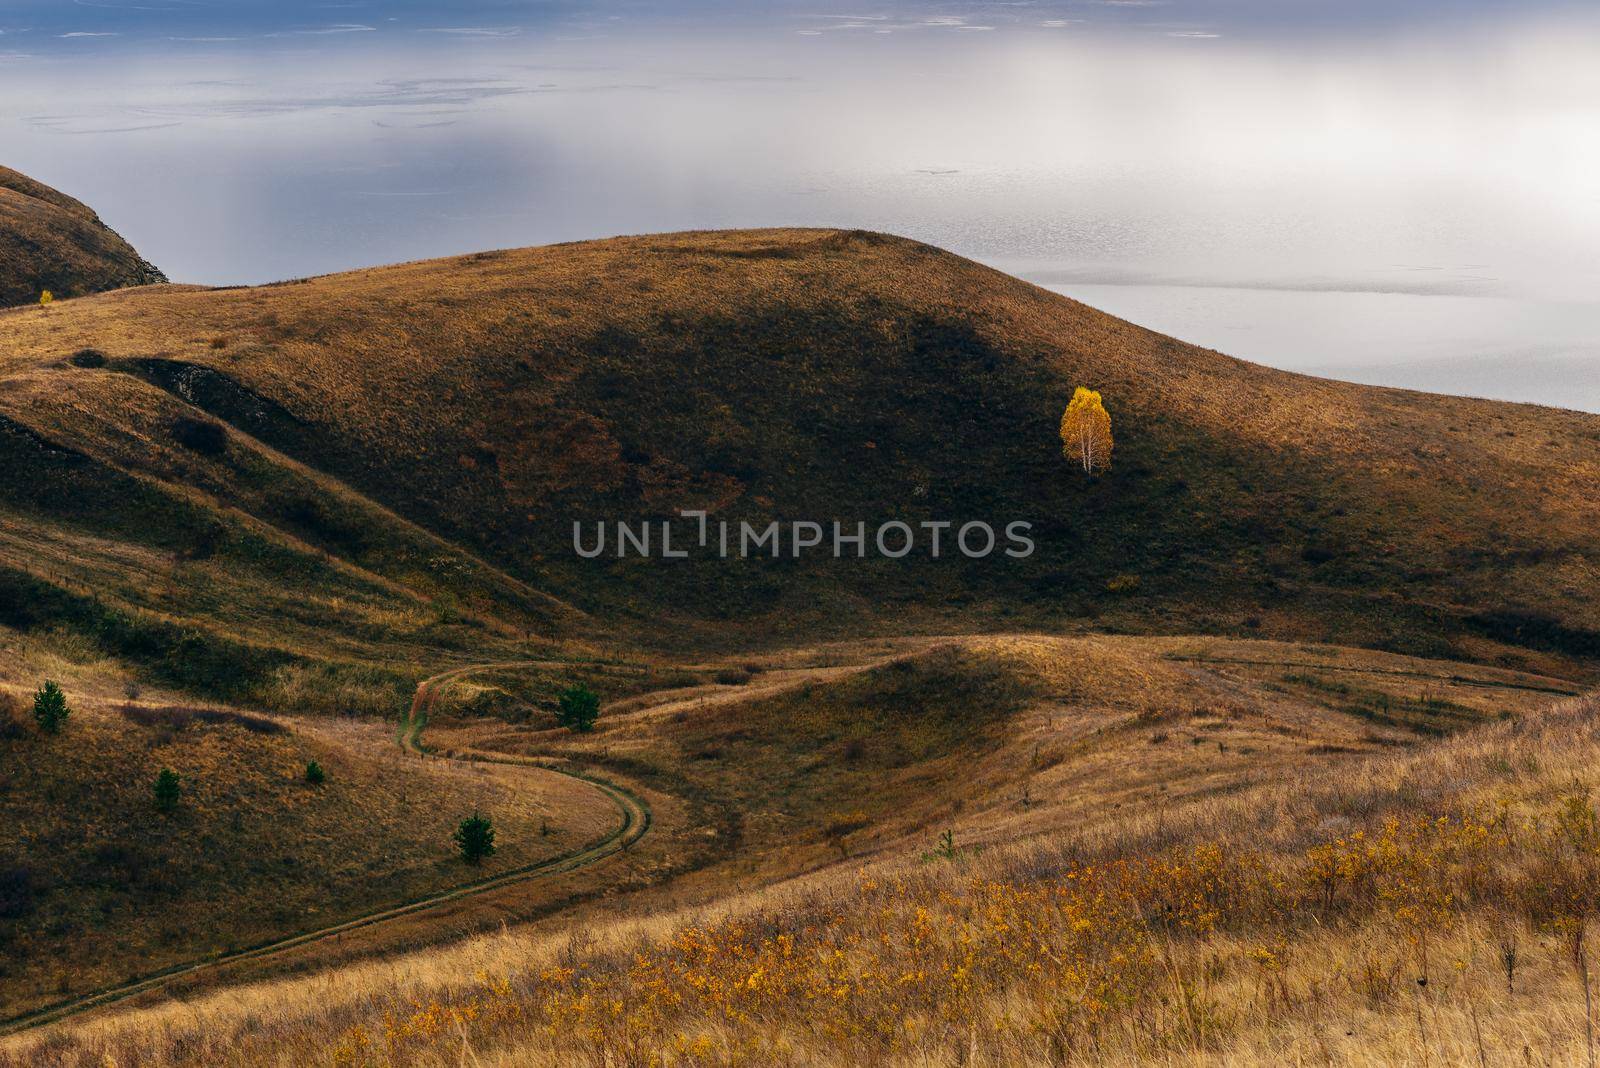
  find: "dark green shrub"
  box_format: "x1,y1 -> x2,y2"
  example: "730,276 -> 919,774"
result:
171,417 -> 228,456
454,811 -> 496,864
555,684 -> 600,733
304,760 -> 326,785
0,867 -> 34,919
32,681 -> 69,734
153,768 -> 181,812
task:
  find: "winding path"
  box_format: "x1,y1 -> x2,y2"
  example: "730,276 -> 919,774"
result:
4,640 -> 1566,1039
0,664 -> 651,1040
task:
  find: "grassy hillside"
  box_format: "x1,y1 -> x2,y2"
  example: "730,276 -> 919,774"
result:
5,636 -> 1586,1067
429,635 -> 1574,879
0,168 -> 165,309
1,228 -> 1598,692
0,628 -> 619,1019
3,201 -> 1597,1063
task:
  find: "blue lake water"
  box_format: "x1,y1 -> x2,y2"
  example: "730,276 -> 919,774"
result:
1,1 -> 1596,410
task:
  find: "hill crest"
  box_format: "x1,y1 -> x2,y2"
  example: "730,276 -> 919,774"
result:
0,166 -> 166,308
0,226 -> 1597,701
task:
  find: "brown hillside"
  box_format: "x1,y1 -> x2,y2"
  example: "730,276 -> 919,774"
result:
0,627 -> 620,1019
3,634 -> 1588,1066
0,167 -> 165,308
1,229 -> 1597,696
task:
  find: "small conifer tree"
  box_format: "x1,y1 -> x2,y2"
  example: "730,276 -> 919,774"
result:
555,684 -> 600,733
454,811 -> 496,864
32,681 -> 70,734
153,768 -> 181,812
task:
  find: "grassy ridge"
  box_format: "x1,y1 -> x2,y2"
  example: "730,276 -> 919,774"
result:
2,229 -> 1598,684
0,367 -> 583,707
0,168 -> 164,308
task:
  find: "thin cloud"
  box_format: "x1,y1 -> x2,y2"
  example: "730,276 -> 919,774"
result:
416,28 -> 523,38
17,78 -> 534,132
57,122 -> 184,134
796,13 -> 996,34
265,24 -> 376,37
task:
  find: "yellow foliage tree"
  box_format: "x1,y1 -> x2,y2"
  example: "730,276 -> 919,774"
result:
1059,387 -> 1113,475
38,289 -> 53,307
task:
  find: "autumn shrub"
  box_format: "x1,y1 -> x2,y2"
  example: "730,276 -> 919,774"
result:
119,703 -> 285,735
648,669 -> 701,690
1513,794 -> 1600,937
0,690 -> 26,740
314,786 -> 1600,1068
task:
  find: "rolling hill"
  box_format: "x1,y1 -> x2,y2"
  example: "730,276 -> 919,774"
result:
4,170 -> 1600,1065
1,227 -> 1597,705
0,168 -> 165,309
4,634 -> 1590,1066
0,631 -> 625,1019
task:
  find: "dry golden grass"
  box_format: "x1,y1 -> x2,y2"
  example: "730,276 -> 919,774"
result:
0,626 -> 618,1019
8,658 -> 1594,1067
432,634 -> 1569,878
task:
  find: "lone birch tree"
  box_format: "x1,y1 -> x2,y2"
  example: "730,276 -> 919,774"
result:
1060,387 -> 1113,475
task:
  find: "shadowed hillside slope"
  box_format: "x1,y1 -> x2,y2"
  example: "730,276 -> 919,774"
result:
0,168 -> 165,309
2,228 -> 1598,692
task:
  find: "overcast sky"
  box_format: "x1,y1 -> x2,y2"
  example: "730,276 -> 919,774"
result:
4,0 -> 1597,409
3,0 -> 1593,44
